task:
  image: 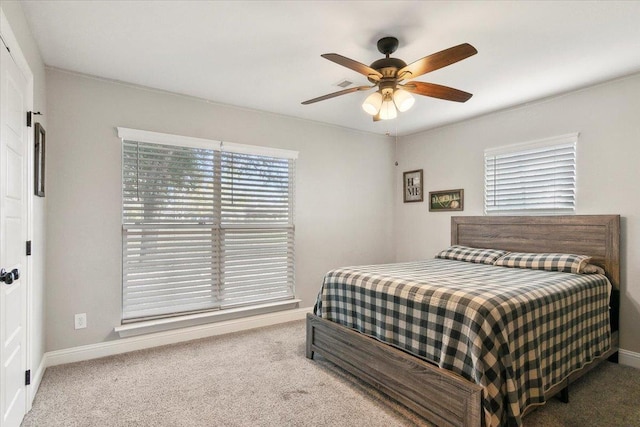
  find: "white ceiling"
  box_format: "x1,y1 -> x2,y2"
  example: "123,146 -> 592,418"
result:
19,1 -> 640,136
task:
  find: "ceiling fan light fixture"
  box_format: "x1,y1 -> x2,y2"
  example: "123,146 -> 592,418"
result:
362,91 -> 383,115
302,38 -> 477,123
393,89 -> 415,112
379,98 -> 397,120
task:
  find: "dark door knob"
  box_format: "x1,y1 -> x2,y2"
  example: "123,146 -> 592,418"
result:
0,268 -> 19,285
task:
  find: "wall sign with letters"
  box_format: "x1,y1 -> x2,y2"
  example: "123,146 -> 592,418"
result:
403,169 -> 423,203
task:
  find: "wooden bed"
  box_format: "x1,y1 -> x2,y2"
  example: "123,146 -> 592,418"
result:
306,215 -> 620,427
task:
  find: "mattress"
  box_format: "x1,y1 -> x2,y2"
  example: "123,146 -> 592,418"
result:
314,258 -> 611,426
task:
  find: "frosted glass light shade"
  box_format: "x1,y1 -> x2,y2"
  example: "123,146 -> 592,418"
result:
362,92 -> 383,115
393,89 -> 415,112
379,99 -> 397,120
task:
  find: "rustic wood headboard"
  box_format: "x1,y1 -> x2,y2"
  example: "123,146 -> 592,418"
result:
451,215 -> 620,289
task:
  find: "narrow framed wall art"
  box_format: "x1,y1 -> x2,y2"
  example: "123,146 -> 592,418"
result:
34,122 -> 45,197
403,169 -> 423,203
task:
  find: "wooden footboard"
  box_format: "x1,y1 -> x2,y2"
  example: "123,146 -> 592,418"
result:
306,313 -> 483,427
308,313 -> 619,426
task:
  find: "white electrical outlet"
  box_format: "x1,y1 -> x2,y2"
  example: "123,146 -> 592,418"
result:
74,313 -> 87,330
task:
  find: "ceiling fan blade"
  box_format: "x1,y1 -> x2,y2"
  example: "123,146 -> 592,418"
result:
402,81 -> 473,102
397,43 -> 477,81
321,53 -> 383,81
301,86 -> 374,105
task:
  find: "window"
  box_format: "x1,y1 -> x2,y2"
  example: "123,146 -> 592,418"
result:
118,128 -> 297,322
484,133 -> 577,215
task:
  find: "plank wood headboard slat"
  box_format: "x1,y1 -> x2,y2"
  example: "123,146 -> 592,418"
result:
451,215 -> 620,289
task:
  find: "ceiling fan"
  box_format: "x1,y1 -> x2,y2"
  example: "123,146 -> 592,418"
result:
301,37 -> 477,121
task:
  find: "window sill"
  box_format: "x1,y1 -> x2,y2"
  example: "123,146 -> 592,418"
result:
114,299 -> 302,338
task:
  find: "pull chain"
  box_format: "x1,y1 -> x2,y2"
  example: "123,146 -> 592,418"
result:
394,124 -> 399,166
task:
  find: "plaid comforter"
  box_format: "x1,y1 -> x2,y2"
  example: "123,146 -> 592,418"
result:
314,258 -> 611,427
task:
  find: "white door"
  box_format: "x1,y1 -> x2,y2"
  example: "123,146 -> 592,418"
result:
0,37 -> 29,427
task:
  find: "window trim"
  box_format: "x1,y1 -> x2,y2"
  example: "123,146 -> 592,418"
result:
484,132 -> 578,215
117,127 -> 298,323
114,298 -> 302,338
116,127 -> 298,160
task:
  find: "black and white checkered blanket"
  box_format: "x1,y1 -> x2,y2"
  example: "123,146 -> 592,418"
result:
314,258 -> 611,427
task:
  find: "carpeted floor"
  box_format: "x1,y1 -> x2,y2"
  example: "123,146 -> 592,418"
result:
22,320 -> 640,427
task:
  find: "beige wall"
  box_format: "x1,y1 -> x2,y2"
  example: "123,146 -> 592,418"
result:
395,73 -> 640,354
17,1 -> 640,359
1,1 -> 47,381
44,68 -> 395,351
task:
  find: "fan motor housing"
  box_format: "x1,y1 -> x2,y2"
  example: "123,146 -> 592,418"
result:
370,58 -> 407,71
370,57 -> 407,74
369,58 -> 408,84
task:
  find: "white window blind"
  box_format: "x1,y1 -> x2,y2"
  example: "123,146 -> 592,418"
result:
120,130 -> 296,321
220,151 -> 295,307
484,133 -> 577,215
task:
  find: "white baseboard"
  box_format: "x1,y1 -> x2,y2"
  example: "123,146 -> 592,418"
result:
619,348 -> 640,369
41,307 -> 636,372
45,306 -> 312,367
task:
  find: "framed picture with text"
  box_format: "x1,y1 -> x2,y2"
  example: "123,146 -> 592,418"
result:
429,189 -> 464,211
403,169 -> 423,203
